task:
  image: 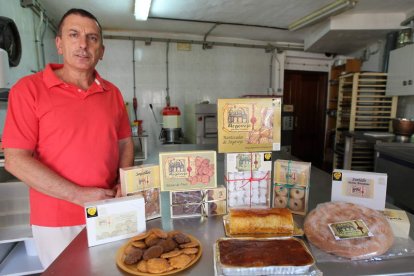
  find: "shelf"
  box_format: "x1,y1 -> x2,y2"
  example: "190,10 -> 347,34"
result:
0,241 -> 43,275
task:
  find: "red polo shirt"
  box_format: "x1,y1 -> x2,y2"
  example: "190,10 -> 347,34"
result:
2,64 -> 131,226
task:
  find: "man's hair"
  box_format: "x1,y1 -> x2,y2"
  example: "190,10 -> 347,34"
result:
57,8 -> 103,39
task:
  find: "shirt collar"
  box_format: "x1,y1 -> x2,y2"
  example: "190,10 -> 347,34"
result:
43,63 -> 108,91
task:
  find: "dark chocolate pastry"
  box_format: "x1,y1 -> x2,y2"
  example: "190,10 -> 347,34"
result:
124,246 -> 143,265
157,237 -> 178,253
173,232 -> 191,244
143,245 -> 164,260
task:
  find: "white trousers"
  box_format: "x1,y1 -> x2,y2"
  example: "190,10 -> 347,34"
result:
32,224 -> 85,269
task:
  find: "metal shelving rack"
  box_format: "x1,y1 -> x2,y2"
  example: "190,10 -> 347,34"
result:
333,72 -> 398,171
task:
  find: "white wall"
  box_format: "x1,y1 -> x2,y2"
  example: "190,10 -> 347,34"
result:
97,39 -> 273,153
0,0 -> 58,134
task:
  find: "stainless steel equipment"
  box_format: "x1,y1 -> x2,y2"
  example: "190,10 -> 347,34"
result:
392,118 -> 414,143
184,103 -> 217,145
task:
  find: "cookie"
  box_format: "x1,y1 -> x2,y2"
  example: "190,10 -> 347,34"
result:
179,240 -> 199,248
173,232 -> 191,244
131,240 -> 147,249
130,231 -> 150,242
181,247 -> 198,254
161,249 -> 182,258
136,260 -> 148,273
145,233 -> 161,247
168,254 -> 192,269
147,258 -> 171,274
151,228 -> 168,239
143,245 -> 164,260
157,237 -> 178,253
123,247 -> 143,265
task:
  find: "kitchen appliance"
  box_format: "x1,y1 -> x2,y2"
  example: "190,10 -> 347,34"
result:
159,106 -> 184,144
392,118 -> 414,143
184,103 -> 217,144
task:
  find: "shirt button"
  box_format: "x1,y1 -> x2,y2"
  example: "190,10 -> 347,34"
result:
78,89 -> 82,92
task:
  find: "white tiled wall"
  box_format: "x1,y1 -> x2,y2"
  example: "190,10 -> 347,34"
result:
0,0 -> 58,134
97,40 -> 272,154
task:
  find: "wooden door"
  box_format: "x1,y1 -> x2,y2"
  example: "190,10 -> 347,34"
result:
283,70 -> 328,169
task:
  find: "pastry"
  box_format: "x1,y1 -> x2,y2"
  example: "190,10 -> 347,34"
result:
304,202 -> 394,259
144,233 -> 160,247
169,254 -> 192,269
274,196 -> 288,208
289,198 -> 303,211
136,260 -> 148,273
143,245 -> 164,260
290,188 -> 305,199
160,249 -> 183,258
146,258 -> 171,273
228,208 -> 294,235
274,185 -> 288,196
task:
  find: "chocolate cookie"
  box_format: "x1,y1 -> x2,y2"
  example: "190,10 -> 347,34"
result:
143,245 -> 164,260
173,232 -> 191,244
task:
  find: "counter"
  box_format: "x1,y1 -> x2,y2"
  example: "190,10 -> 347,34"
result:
43,145 -> 414,276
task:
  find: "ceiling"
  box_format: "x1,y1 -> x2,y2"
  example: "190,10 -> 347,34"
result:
36,0 -> 414,55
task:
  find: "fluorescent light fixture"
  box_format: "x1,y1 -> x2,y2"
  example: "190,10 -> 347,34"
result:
288,0 -> 357,31
134,0 -> 152,21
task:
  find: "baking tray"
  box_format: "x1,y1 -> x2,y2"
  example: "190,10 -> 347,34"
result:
222,215 -> 304,237
214,237 -> 315,276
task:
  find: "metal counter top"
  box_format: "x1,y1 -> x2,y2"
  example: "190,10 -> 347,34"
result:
375,142 -> 414,165
43,145 -> 414,276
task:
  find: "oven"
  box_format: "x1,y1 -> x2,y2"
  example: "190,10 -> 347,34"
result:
184,103 -> 218,145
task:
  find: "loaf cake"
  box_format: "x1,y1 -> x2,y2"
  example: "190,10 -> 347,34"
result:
228,208 -> 294,235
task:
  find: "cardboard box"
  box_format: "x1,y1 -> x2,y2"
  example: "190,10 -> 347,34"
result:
331,169 -> 387,211
119,164 -> 161,220
170,186 -> 227,218
272,160 -> 311,215
120,164 -> 160,196
84,195 -> 146,247
217,98 -> 282,153
382,208 -> 411,238
225,152 -> 272,208
274,159 -> 311,186
159,151 -> 217,191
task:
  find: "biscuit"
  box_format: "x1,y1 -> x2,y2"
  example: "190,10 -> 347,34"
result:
143,245 -> 164,260
131,241 -> 147,249
181,247 -> 198,254
179,240 -> 199,248
145,233 -> 160,247
123,247 -> 143,265
157,237 -> 178,253
136,260 -> 148,273
160,249 -> 182,258
173,232 -> 191,244
130,231 -> 150,242
168,254 -> 192,269
151,228 -> 168,239
147,258 -> 171,274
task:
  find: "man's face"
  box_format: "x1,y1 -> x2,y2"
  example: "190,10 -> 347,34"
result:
55,14 -> 104,72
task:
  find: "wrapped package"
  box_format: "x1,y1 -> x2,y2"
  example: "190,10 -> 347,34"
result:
273,159 -> 311,215
84,195 -> 146,247
217,98 -> 282,153
119,164 -> 161,220
225,152 -> 272,209
159,151 -> 217,191
170,186 -> 227,218
304,202 -> 394,260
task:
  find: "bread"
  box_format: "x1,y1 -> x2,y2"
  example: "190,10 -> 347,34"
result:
228,208 -> 294,235
304,202 -> 394,260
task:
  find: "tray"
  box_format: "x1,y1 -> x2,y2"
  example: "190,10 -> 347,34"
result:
222,215 -> 304,237
214,237 -> 315,276
116,233 -> 202,275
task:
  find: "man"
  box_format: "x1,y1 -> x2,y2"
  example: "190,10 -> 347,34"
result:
2,9 -> 134,268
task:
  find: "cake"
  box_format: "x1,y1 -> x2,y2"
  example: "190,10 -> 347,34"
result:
228,208 -> 294,235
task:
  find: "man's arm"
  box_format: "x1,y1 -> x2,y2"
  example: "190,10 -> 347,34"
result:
4,148 -> 116,206
118,136 -> 135,169
113,137 -> 134,197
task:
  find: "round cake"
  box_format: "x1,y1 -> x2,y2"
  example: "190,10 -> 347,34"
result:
304,202 -> 394,260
